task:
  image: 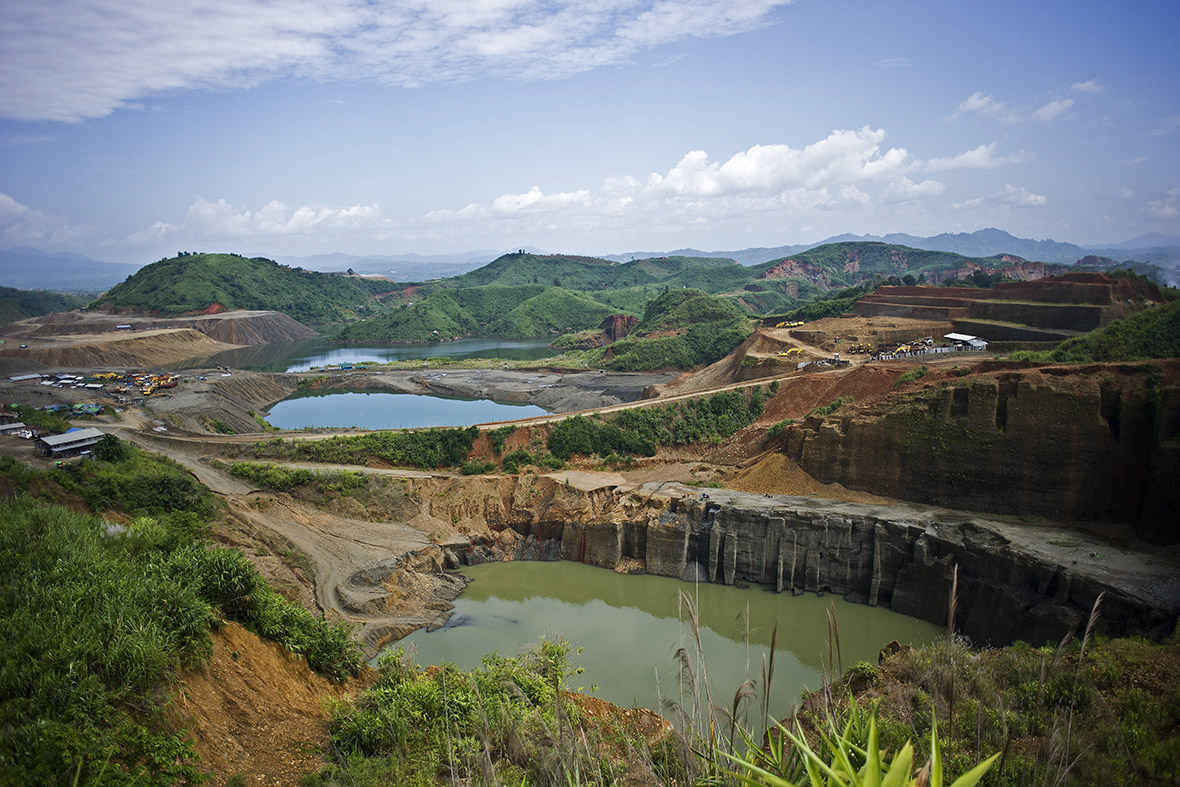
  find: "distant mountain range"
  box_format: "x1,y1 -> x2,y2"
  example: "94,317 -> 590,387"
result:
3,230 -> 1177,293
604,228 -> 1180,267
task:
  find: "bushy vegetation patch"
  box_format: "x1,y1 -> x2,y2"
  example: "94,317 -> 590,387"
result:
230,462 -> 368,493
501,449 -> 563,474
276,426 -> 479,469
1,441 -> 218,525
806,396 -> 851,419
848,636 -> 1180,786
1014,300 -> 1180,363
0,499 -> 212,784
895,365 -> 930,386
487,425 -> 516,455
0,441 -> 365,783
312,639 -> 631,786
3,403 -> 70,433
548,387 -> 767,460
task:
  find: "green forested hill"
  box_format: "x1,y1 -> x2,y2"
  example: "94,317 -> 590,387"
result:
0,286 -> 88,328
335,285 -> 618,343
589,289 -> 753,371
90,253 -> 396,324
87,243 -> 1053,337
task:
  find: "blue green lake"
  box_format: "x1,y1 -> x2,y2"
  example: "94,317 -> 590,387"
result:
394,561 -> 941,721
265,391 -> 547,429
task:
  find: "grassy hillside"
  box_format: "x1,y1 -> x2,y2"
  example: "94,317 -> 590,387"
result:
1040,300 -> 1180,362
0,285 -> 88,328
90,252 -> 396,324
588,289 -> 752,371
335,285 -> 618,343
0,442 -> 361,784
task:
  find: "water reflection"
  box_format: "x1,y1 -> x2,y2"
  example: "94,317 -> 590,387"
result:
186,336 -> 559,372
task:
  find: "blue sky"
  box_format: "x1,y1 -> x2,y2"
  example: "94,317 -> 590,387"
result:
1,0 -> 1177,262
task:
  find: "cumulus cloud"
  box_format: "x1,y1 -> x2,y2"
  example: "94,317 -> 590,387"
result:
1071,79 -> 1104,93
646,128 -> 910,197
1031,98 -> 1073,122
0,0 -> 795,122
917,142 -> 1029,172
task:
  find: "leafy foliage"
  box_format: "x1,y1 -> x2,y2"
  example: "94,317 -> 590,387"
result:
229,462 -> 368,493
547,387 -> 767,459
314,639 -> 619,786
267,426 -> 480,469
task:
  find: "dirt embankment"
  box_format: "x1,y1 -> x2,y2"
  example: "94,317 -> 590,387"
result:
5,309 -> 317,346
0,329 -> 240,368
143,371 -> 299,434
174,622 -> 354,785
0,310 -> 318,369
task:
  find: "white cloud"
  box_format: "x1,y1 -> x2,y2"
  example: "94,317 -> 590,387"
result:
1031,98 -> 1073,122
0,0 -> 795,122
953,184 -> 1046,210
1122,156 -> 1149,165
1144,188 -> 1180,219
918,142 -> 1029,172
0,190 -> 95,247
1071,79 -> 1104,93
882,177 -> 946,203
876,57 -> 910,69
949,92 -> 1019,123
646,128 -> 910,197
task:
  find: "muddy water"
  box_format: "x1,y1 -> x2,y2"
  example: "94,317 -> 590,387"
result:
265,390 -> 546,429
396,561 -> 941,720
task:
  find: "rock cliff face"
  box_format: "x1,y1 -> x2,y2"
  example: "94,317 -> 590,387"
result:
475,484 -> 1177,649
780,362 -> 1179,543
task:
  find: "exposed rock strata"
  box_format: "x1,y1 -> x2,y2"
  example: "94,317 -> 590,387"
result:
473,482 -> 1178,649
781,362 -> 1180,543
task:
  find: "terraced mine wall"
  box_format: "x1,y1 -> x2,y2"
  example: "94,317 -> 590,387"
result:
782,363 -> 1179,544
479,487 -> 1176,649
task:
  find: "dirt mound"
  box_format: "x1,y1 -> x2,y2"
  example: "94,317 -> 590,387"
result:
724,452 -> 890,504
174,622 -> 355,785
0,328 -> 238,368
761,364 -> 903,422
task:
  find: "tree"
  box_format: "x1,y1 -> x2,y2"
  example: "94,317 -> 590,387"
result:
94,433 -> 129,463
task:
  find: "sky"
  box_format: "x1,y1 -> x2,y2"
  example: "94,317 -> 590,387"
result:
0,0 -> 1178,263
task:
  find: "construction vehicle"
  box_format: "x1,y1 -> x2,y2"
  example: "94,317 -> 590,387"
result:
776,348 -> 805,357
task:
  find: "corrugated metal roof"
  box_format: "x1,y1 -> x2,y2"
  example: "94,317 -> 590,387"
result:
39,428 -> 103,447
944,332 -> 978,342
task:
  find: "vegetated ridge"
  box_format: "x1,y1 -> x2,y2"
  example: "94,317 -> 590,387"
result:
90,252 -> 400,324
0,285 -> 88,328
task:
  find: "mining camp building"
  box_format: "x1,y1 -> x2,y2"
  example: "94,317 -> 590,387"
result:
944,332 -> 989,351
36,428 -> 104,458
